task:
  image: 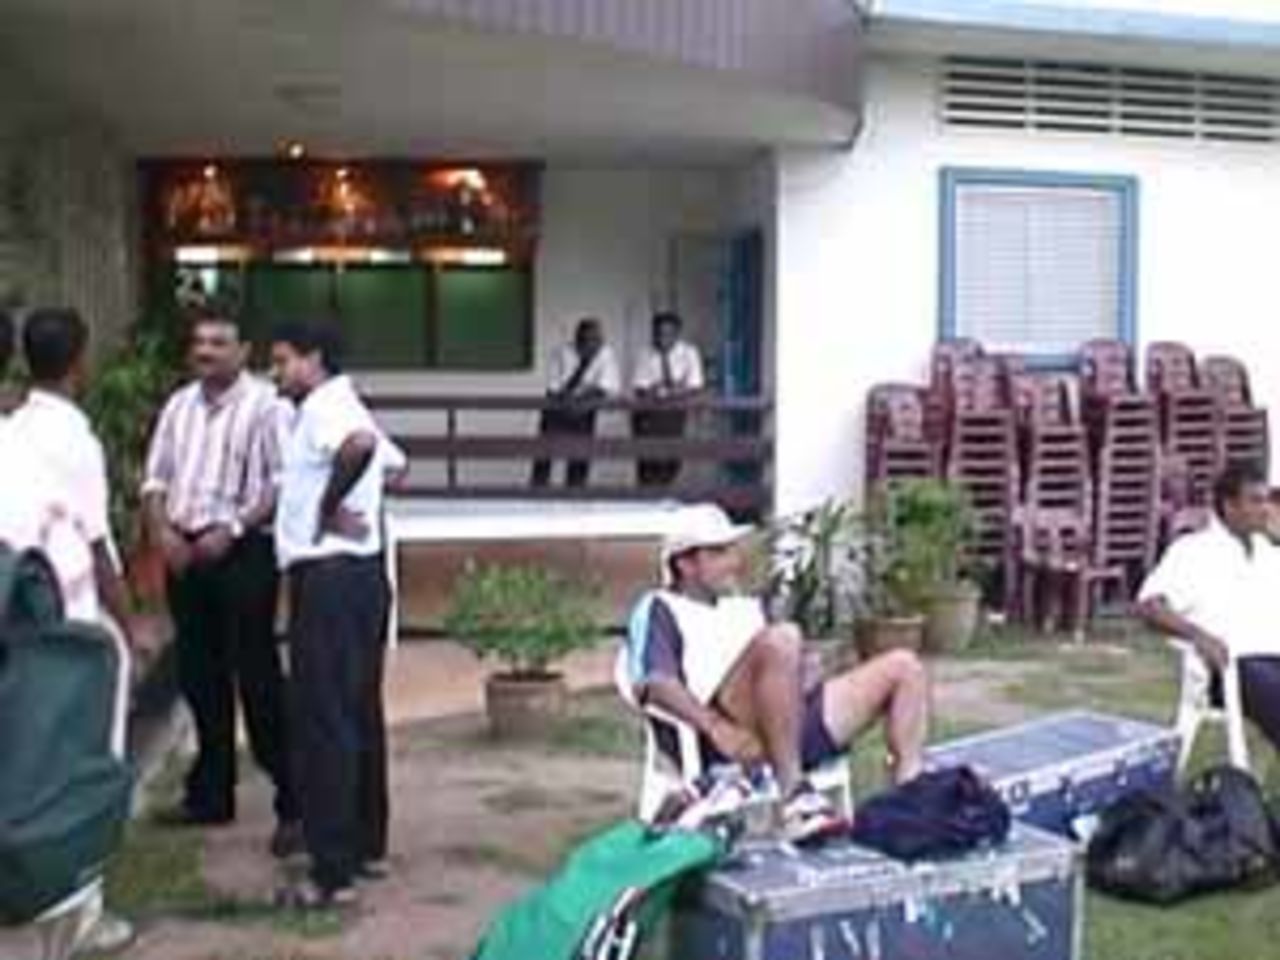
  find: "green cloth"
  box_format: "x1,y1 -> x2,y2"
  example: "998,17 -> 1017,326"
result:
0,546 -> 133,924
471,820 -> 723,960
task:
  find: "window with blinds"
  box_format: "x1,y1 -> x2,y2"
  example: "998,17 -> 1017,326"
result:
941,170 -> 1137,359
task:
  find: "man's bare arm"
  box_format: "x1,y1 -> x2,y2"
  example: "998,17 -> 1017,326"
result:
1136,595 -> 1228,670
640,676 -> 722,737
316,430 -> 378,536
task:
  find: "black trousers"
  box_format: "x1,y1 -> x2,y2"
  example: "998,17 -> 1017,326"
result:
1239,657 -> 1280,753
168,532 -> 295,822
531,406 -> 598,488
632,408 -> 688,487
288,555 -> 390,891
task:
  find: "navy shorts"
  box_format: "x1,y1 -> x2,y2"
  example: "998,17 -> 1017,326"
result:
684,684 -> 843,772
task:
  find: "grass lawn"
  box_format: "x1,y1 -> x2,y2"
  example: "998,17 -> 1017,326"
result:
98,625 -> 1280,960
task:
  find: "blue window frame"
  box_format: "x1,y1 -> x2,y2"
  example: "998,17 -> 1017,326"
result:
939,167 -> 1139,368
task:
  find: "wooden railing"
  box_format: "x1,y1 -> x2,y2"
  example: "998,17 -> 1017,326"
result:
368,394 -> 773,517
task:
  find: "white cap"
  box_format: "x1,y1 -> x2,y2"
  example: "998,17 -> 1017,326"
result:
661,504 -> 754,565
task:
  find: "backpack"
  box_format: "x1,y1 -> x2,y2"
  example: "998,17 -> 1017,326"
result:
1086,765 -> 1277,905
0,544 -> 134,924
849,766 -> 1012,861
470,820 -> 726,960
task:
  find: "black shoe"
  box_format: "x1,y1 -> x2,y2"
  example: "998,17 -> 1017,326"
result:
153,804 -> 234,828
270,820 -> 306,860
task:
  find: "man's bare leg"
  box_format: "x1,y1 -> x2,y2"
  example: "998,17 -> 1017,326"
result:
714,625 -> 806,795
820,649 -> 929,784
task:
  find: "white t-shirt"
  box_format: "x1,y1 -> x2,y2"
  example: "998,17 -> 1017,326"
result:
275,375 -> 401,569
6,389 -> 111,547
0,414 -> 99,621
547,344 -> 621,397
632,340 -> 705,394
628,589 -> 765,703
1138,517 -> 1280,657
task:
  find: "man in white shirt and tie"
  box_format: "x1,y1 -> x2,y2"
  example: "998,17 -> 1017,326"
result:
530,317 -> 620,489
269,320 -> 398,909
632,311 -> 705,487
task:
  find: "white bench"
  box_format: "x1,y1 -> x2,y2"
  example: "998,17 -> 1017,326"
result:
383,498 -> 691,642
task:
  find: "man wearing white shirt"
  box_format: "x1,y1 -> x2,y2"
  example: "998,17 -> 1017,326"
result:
632,311 -> 704,487
142,313 -> 299,851
530,317 -> 620,488
269,320 -> 396,909
1138,461 -> 1280,753
0,309 -> 137,953
8,309 -> 134,645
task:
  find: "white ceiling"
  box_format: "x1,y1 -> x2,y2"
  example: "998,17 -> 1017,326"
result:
0,0 -> 858,161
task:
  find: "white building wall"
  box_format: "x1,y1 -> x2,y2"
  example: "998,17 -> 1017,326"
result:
774,53 -> 1280,515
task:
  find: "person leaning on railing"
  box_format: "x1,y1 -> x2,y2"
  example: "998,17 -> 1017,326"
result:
530,317 -> 620,489
631,312 -> 705,488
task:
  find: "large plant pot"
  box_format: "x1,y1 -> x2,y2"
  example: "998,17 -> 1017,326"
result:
923,581 -> 982,654
854,615 -> 925,662
484,671 -> 568,739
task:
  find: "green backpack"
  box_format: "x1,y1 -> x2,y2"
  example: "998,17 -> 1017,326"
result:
0,544 -> 134,924
470,820 -> 725,960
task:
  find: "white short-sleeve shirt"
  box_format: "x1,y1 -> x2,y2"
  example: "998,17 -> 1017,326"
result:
0,414 -> 99,621
7,389 -> 111,547
1138,517 -> 1280,657
628,589 -> 766,703
275,375 -> 393,569
632,340 -> 705,394
547,344 -> 621,397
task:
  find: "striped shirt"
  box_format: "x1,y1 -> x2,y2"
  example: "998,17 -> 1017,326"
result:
143,373 -> 285,534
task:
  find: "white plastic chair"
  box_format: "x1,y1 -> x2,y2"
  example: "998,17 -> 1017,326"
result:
22,620 -> 132,960
1169,639 -> 1250,774
613,647 -> 854,822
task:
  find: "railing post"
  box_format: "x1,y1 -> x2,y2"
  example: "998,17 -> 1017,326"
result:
446,405 -> 458,491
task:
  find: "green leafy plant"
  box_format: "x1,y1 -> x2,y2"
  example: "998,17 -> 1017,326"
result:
767,499 -> 860,637
859,479 -> 976,618
889,478 -> 978,588
444,563 -> 601,678
83,331 -> 181,552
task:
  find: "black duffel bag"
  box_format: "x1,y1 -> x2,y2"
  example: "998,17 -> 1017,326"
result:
849,766 -> 1011,861
1086,765 -> 1277,905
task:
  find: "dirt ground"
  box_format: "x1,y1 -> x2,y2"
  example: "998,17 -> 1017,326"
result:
2,639 -> 1166,960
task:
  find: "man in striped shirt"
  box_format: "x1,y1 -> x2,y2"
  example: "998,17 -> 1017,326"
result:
142,313 -> 299,856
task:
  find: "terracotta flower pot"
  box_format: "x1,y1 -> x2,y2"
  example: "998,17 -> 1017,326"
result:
854,615 -> 925,662
923,581 -> 982,654
484,671 -> 568,739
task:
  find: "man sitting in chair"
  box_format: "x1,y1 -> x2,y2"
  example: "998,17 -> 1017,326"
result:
624,504 -> 930,842
1138,460 -> 1280,754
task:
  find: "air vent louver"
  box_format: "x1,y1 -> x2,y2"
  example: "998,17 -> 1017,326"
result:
941,57 -> 1280,144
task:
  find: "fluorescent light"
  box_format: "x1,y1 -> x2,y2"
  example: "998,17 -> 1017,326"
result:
175,245 -> 249,264
274,248 -> 317,263
424,247 -> 508,266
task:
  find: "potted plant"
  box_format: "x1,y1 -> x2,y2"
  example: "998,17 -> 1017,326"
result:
853,486 -> 930,660
84,330 -> 180,603
762,500 -> 860,674
765,499 -> 859,637
888,479 -> 982,653
444,562 -> 601,739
